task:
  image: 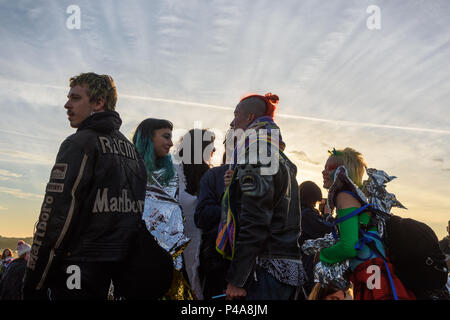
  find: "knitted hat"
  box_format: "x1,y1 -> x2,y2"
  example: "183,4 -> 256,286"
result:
16,240 -> 31,257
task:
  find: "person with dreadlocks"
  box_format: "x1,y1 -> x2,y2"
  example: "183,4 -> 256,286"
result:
217,93 -> 304,300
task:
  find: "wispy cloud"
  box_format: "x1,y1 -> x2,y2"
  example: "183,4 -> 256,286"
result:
0,150 -> 53,165
0,186 -> 42,201
0,128 -> 59,143
0,206 -> 7,211
0,169 -> 22,178
0,0 -> 449,239
0,169 -> 22,181
122,93 -> 450,135
287,150 -> 321,166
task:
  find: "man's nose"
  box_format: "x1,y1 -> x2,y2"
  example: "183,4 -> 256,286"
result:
64,100 -> 70,109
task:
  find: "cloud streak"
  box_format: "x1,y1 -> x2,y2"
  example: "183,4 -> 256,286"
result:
121,93 -> 450,135
0,150 -> 53,165
4,80 -> 449,137
0,186 -> 42,201
0,169 -> 22,178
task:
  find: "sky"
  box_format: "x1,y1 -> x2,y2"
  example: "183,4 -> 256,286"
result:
0,0 -> 449,240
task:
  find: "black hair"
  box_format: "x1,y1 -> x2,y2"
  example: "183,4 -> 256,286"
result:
177,129 -> 214,196
132,118 -> 175,185
132,118 -> 173,145
299,181 -> 322,210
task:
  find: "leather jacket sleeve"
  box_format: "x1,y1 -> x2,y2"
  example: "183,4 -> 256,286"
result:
23,138 -> 90,299
226,162 -> 276,287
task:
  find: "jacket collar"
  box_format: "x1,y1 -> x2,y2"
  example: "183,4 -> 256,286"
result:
77,110 -> 122,134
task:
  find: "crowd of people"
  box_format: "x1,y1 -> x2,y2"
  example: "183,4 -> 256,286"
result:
1,72 -> 448,300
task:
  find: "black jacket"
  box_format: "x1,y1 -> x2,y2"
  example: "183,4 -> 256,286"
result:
23,111 -> 147,294
439,236 -> 450,255
226,149 -> 302,287
0,258 -> 27,300
194,164 -> 228,231
194,165 -> 230,273
297,206 -> 333,294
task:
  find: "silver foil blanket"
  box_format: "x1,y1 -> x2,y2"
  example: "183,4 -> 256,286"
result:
301,233 -> 336,256
326,166 -> 368,211
301,233 -> 350,289
363,168 -> 407,213
142,169 -> 190,271
314,261 -> 350,289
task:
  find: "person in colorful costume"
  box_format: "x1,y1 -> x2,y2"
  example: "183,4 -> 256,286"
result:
304,147 -> 415,300
132,118 -> 194,300
217,93 -> 304,300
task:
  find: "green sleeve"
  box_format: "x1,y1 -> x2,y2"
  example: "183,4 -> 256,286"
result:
319,207 -> 361,264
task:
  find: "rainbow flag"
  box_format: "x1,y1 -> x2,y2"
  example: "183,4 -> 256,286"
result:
215,172 -> 237,260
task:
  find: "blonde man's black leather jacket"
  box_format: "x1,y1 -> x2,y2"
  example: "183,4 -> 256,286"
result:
23,111 -> 147,297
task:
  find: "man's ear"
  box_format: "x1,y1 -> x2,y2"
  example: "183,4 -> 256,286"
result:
247,112 -> 256,124
93,97 -> 105,112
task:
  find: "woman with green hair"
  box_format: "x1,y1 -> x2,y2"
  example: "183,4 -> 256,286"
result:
132,118 -> 194,300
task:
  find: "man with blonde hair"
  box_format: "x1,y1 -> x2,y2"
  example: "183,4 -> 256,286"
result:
23,72 -> 147,299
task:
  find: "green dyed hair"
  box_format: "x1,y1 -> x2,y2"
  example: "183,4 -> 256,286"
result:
132,118 -> 175,185
69,72 -> 117,111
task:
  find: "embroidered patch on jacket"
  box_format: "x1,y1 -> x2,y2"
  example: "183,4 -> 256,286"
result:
46,182 -> 64,193
50,163 -> 68,180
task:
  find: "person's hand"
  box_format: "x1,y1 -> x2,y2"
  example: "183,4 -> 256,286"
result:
225,283 -> 247,300
224,169 -> 233,188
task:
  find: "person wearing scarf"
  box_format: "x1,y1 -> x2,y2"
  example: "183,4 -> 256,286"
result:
217,93 -> 304,300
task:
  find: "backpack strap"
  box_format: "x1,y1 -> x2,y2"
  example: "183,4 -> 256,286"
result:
340,191 -> 378,231
332,191 -> 399,300
360,232 -> 399,300
327,190 -> 371,240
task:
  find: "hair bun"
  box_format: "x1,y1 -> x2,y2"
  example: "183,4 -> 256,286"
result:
265,93 -> 279,104
264,93 -> 279,118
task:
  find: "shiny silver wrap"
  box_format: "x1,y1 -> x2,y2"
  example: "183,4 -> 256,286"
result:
301,166 -> 406,288
314,261 -> 350,289
301,233 -> 350,289
301,233 -> 336,256
363,168 -> 407,213
326,166 -> 368,211
142,168 -> 190,271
